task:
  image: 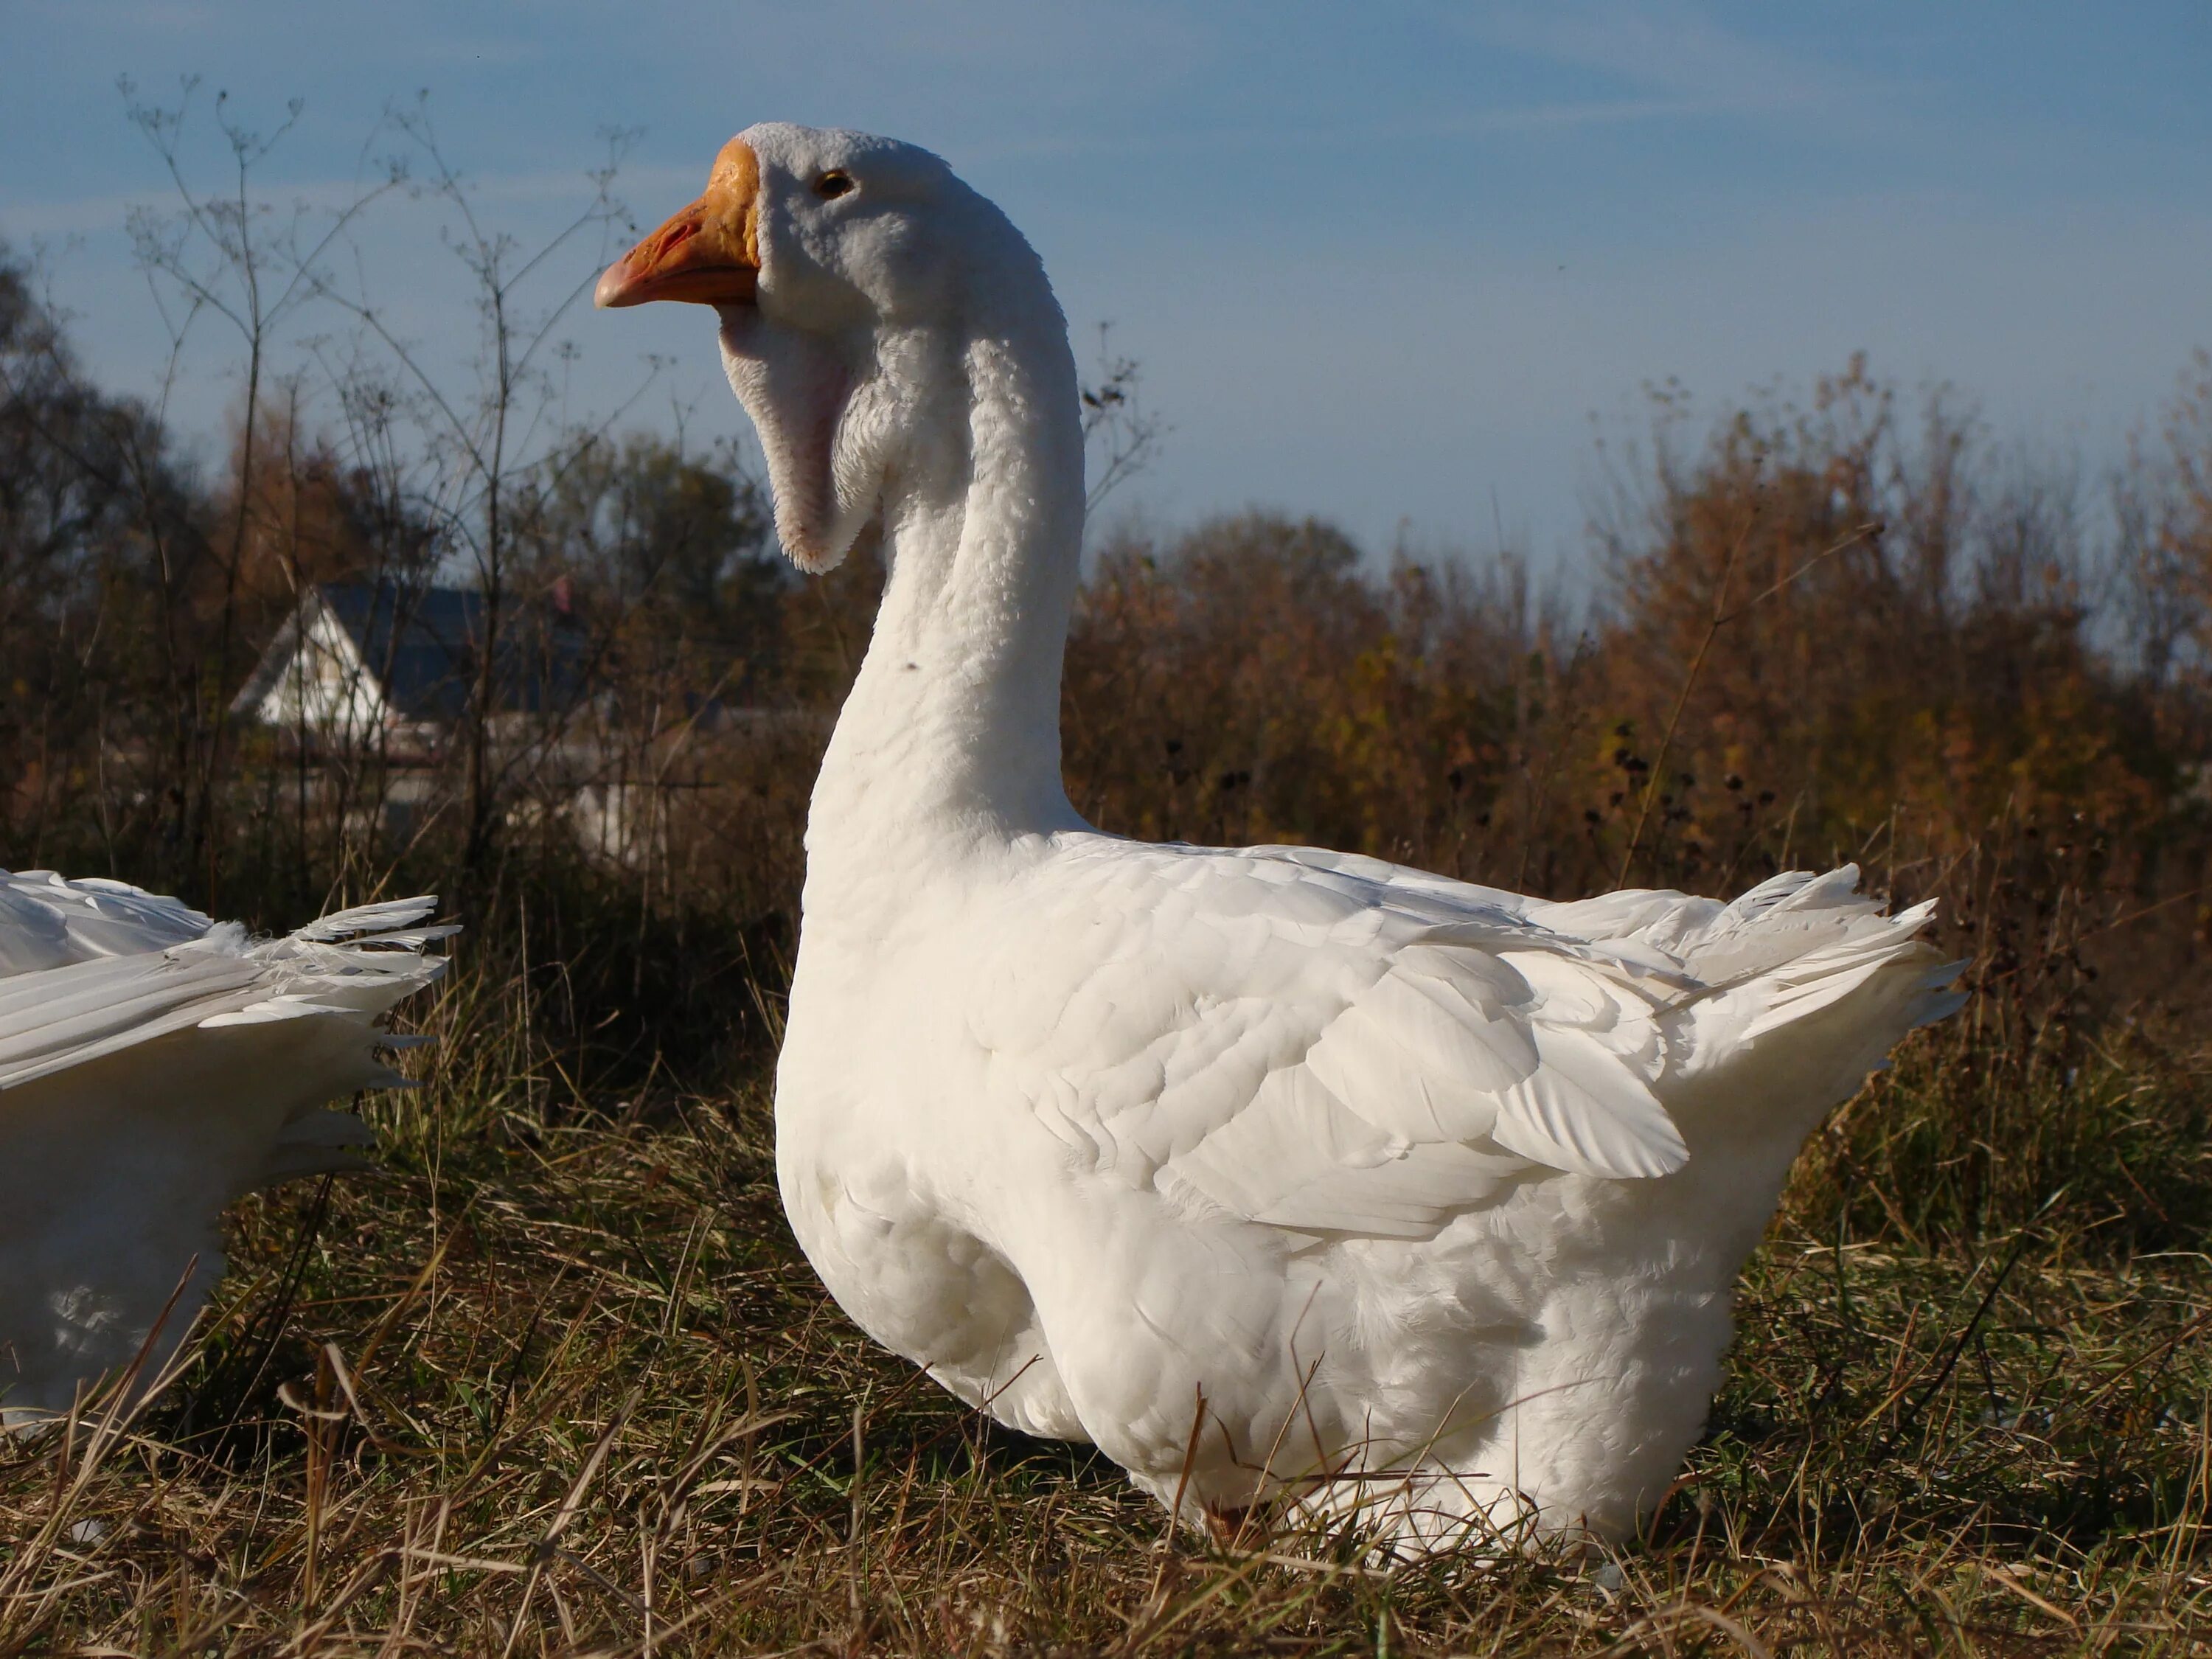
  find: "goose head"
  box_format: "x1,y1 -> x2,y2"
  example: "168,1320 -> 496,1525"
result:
598,124 -> 1074,577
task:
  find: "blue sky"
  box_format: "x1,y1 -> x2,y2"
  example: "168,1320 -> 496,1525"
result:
4,1 -> 2208,565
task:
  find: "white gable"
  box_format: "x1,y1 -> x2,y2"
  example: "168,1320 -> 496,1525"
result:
246,598 -> 392,739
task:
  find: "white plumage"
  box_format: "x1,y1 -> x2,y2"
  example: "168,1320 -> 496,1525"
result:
600,124 -> 1966,1553
0,869 -> 451,1428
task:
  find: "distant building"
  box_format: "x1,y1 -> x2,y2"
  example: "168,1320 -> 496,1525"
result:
229,579 -> 790,866
232,580 -> 588,754
233,578 -> 821,867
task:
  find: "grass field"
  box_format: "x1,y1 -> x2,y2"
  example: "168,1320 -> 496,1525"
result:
7,1015 -> 2211,1658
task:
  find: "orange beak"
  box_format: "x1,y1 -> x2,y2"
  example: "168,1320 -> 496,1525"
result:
595,136 -> 761,308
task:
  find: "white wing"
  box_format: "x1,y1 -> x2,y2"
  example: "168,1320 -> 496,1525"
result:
0,880 -> 454,1427
0,869 -> 215,975
970,838 -> 1695,1242
0,891 -> 455,1091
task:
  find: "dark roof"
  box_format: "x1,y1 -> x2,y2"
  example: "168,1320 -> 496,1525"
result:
245,580 -> 591,725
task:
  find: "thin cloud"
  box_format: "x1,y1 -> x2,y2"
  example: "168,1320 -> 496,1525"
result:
1467,1 -> 1874,112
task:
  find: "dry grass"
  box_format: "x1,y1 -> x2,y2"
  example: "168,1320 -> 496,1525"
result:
6,1004 -> 2211,1657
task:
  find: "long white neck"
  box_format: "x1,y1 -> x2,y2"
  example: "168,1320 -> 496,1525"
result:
803,259 -> 1088,905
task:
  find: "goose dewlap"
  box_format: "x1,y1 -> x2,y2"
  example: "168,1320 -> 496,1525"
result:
594,136 -> 761,309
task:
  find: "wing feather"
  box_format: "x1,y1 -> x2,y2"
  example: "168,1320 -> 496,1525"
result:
0,869 -> 215,975
0,944 -> 266,1087
981,840 -> 1692,1239
1492,1026 -> 1686,1178
0,892 -> 450,1091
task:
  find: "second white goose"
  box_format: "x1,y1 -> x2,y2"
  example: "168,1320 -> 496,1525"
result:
0,872 -> 451,1429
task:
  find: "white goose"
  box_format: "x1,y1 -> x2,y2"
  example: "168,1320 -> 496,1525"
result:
0,871 -> 450,1428
599,125 -> 1964,1553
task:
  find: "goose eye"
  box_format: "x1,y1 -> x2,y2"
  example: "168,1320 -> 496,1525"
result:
814,170 -> 855,201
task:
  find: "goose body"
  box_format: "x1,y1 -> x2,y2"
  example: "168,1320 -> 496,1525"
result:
601,125 -> 1964,1551
0,871 -> 449,1427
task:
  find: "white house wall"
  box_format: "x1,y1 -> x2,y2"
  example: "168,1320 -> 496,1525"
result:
249,603 -> 392,742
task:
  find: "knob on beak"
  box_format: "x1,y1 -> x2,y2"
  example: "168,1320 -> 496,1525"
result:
595,136 -> 761,308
